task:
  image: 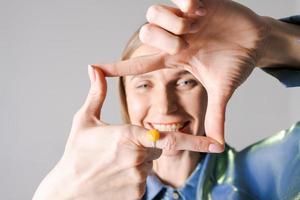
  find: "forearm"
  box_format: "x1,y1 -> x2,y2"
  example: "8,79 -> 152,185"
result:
257,16 -> 300,69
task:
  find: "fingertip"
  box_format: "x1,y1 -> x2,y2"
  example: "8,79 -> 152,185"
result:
88,65 -> 96,83
208,143 -> 225,153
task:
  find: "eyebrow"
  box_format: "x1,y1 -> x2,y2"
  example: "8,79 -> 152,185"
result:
129,70 -> 192,81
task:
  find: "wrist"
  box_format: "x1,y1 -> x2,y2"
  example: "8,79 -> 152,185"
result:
257,16 -> 300,69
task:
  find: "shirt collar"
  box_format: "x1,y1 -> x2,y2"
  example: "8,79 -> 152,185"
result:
144,154 -> 208,200
144,171 -> 165,200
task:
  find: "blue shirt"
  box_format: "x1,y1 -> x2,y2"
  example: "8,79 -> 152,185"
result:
144,15 -> 300,200
144,155 -> 207,200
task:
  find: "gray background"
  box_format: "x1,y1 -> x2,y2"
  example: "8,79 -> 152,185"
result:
0,0 -> 299,199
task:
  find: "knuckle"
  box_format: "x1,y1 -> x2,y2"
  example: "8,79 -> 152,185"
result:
175,18 -> 189,35
194,139 -> 206,151
170,38 -> 185,55
72,110 -> 85,124
132,183 -> 146,199
130,152 -> 146,166
163,134 -> 177,150
88,86 -> 100,98
116,127 -> 146,165
72,109 -> 97,126
121,124 -> 134,139
146,5 -> 161,22
139,24 -> 153,43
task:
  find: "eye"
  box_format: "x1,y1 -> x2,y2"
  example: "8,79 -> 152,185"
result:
177,79 -> 197,89
136,81 -> 152,90
137,84 -> 149,89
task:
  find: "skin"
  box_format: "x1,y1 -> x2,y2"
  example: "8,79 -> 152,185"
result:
125,45 -> 208,187
95,0 -> 300,153
33,0 -> 300,199
32,63 -> 218,200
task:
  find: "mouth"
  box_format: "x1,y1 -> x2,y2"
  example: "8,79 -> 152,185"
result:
148,121 -> 190,132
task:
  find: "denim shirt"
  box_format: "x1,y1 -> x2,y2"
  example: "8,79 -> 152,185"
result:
144,156 -> 204,200
143,16 -> 300,200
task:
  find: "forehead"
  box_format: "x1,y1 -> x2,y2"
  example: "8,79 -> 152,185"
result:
127,45 -> 193,80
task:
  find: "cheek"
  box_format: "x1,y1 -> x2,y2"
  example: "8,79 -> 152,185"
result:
180,87 -> 207,128
193,89 -> 207,119
183,87 -> 206,113
126,93 -> 149,125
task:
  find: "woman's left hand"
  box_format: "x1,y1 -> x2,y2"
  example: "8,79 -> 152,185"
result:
92,0 -> 271,150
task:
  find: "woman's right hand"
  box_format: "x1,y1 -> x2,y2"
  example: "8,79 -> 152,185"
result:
32,66 -> 160,200
33,66 -> 221,200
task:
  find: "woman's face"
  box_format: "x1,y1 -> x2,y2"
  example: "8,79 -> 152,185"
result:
124,45 -> 207,154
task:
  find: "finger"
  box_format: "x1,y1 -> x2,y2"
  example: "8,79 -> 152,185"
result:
125,162 -> 153,184
136,161 -> 153,176
171,0 -> 206,15
157,131 -> 224,153
91,51 -> 167,77
144,148 -> 162,162
146,5 -> 200,35
204,93 -> 227,150
131,126 -> 224,153
139,23 -> 189,55
80,66 -> 107,120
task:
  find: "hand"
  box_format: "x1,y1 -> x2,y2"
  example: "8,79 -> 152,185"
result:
93,0 -> 270,148
33,66 -> 223,200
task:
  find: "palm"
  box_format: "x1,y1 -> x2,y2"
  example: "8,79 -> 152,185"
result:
171,0 -> 267,98
157,0 -> 268,142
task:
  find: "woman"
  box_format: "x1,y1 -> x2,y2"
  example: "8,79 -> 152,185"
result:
119,27 -> 300,200
33,0 -> 300,199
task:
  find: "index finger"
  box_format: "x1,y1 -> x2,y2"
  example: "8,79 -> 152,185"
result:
132,126 -> 224,153
91,52 -> 167,77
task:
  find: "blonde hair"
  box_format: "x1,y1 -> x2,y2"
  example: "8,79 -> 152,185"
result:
119,27 -> 143,123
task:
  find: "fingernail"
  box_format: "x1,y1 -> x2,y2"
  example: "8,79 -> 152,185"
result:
209,144 -> 224,153
88,65 -> 96,83
195,7 -> 206,16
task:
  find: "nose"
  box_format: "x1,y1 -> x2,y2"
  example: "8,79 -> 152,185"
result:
152,88 -> 178,115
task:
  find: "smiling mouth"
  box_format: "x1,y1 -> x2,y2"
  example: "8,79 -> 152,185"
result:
149,121 -> 190,132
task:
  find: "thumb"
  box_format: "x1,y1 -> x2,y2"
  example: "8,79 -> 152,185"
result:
204,92 -> 228,151
171,0 -> 206,15
80,65 -> 107,120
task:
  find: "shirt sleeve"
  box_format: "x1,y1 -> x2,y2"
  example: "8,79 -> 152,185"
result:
236,121 -> 300,200
261,15 -> 300,88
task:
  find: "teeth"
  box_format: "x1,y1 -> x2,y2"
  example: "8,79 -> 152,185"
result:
151,123 -> 185,132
